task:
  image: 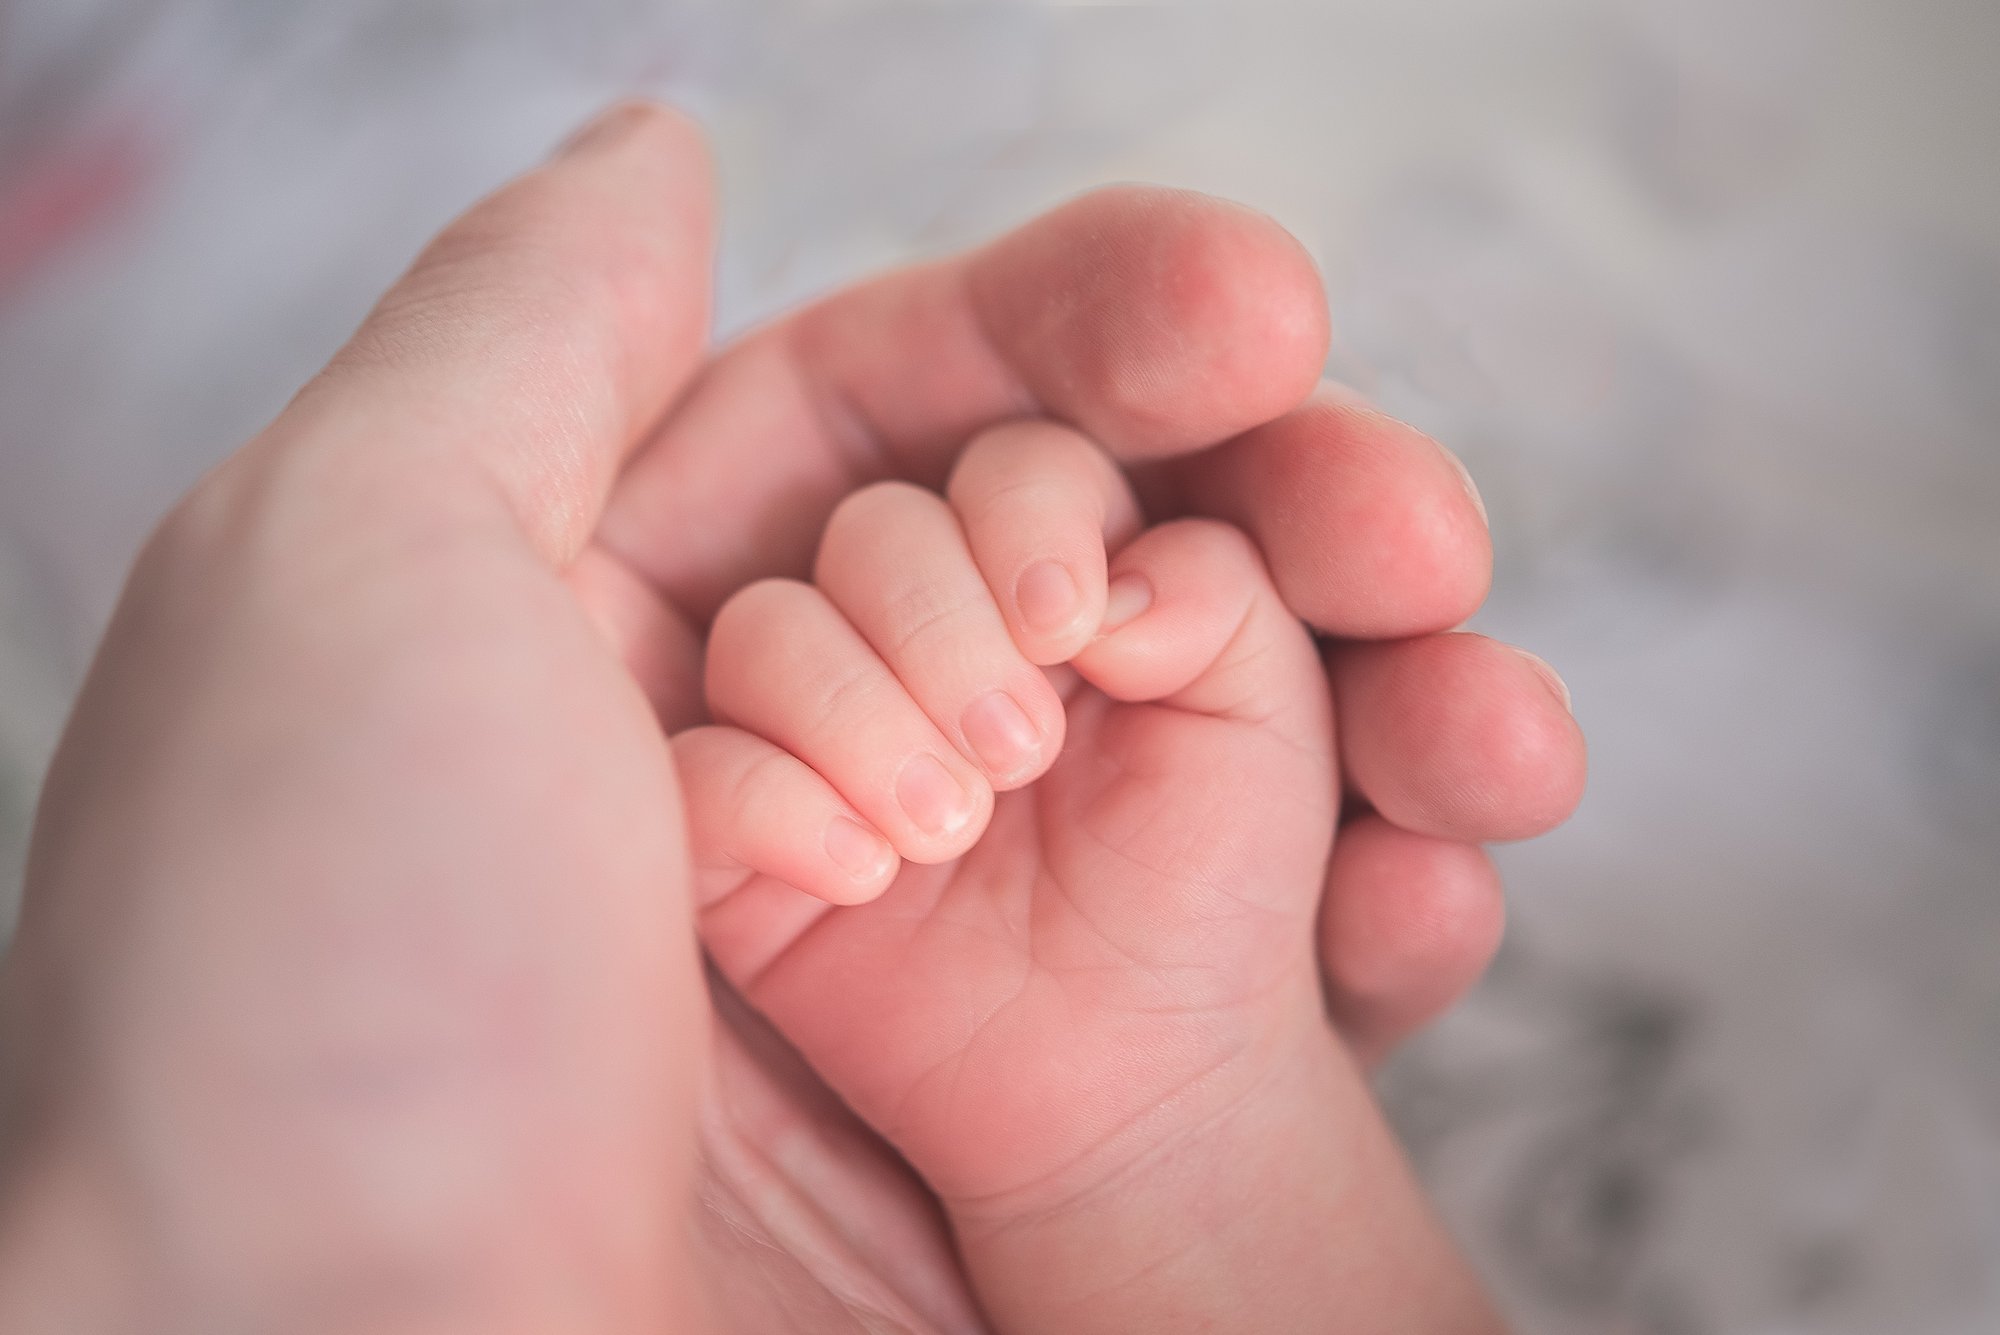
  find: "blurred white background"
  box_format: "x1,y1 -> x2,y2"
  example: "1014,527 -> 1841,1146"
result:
2,2 -> 1996,1330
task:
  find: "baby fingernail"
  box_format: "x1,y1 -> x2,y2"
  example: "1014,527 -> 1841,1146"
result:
825,815 -> 894,880
896,753 -> 975,839
961,691 -> 1041,780
1016,561 -> 1079,634
1099,573 -> 1153,634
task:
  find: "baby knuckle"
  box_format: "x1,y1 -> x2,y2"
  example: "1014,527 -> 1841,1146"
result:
820,480 -> 935,555
836,478 -> 932,524
883,592 -> 976,659
955,471 -> 1057,532
710,578 -> 815,651
727,745 -> 803,827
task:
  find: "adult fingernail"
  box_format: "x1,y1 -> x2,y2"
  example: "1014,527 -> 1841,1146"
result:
896,753 -> 975,839
961,691 -> 1041,781
825,815 -> 895,881
1015,561 -> 1079,635
1440,444 -> 1488,527
553,101 -> 646,159
1099,573 -> 1153,635
1513,648 -> 1572,714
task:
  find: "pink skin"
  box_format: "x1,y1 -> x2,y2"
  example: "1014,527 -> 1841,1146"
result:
0,102 -> 1582,1332
680,423 -> 1498,1330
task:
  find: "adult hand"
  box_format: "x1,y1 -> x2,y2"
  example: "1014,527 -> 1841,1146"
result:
0,102 -> 1581,1332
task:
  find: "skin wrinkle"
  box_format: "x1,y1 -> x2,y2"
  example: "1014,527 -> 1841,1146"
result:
1043,768 -> 1310,1001
1043,718 -> 1162,873
875,960 -> 1025,1148
872,583 -> 988,667
924,961 -> 1037,1160
1056,755 -> 1327,1041
943,1029 -> 1277,1235
1042,1227 -> 1209,1324
696,1082 -> 929,1334
698,978 -> 987,1334
339,275 -> 611,561
879,587 -> 981,666
542,316 -> 611,558
963,473 -> 1100,530
1033,862 -> 1159,977
1181,585 -> 1269,720
712,587 -> 887,743
1085,555 -> 1333,794
1041,823 -> 1304,1010
959,1044 -> 1246,1227
1065,715 -> 1260,894
797,652 -> 894,743
456,257 -> 618,542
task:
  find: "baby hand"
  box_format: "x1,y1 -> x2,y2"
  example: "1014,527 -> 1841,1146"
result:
676,421 -> 1476,1330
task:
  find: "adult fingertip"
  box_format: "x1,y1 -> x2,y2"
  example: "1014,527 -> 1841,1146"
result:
552,98 -> 705,162
1320,818 -> 1507,1065
1335,633 -> 1587,844
974,186 -> 1331,460
1470,644 -> 1587,841
302,95 -> 716,567
1510,647 -> 1573,715
1308,399 -> 1492,634
1096,190 -> 1329,449
1173,393 -> 1493,638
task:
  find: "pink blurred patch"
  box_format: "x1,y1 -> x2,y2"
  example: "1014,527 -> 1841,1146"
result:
0,120 -> 155,298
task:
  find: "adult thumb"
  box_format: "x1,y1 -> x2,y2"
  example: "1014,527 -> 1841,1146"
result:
268,100 -> 714,566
